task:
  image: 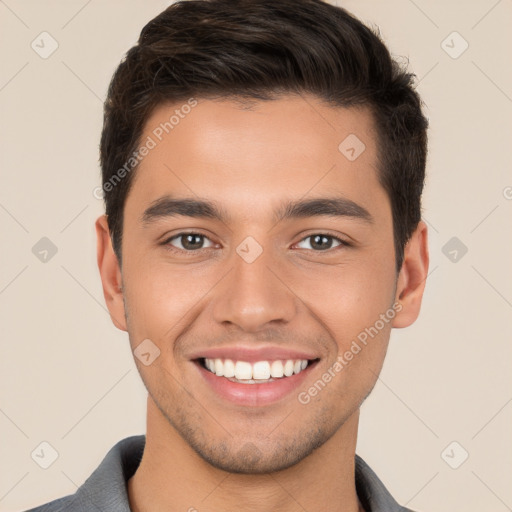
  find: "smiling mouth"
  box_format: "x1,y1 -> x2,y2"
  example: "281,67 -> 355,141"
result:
198,357 -> 319,384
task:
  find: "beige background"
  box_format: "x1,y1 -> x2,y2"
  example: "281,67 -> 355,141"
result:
1,1 -> 511,511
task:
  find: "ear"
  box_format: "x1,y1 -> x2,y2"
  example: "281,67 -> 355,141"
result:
392,220 -> 429,328
95,215 -> 127,331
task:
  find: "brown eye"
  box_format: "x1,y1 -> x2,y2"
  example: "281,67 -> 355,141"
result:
167,233 -> 214,251
296,234 -> 345,251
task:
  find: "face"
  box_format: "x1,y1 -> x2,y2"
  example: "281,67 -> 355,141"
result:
97,94 -> 427,474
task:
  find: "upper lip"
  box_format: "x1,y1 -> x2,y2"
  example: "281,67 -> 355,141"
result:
189,345 -> 319,363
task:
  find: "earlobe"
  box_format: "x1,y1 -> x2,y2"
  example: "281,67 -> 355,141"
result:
95,215 -> 128,331
392,221 -> 429,328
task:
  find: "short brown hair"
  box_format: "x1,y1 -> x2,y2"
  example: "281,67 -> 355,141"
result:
100,0 -> 428,271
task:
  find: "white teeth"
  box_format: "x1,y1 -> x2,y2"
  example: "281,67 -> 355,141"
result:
234,361 -> 253,380
283,360 -> 294,377
270,360 -> 284,378
223,359 -> 235,378
252,361 -> 270,380
203,358 -> 311,381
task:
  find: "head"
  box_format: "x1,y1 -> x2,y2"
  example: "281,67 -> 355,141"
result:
97,0 -> 429,474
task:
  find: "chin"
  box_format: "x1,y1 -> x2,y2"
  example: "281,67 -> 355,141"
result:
187,429 -> 329,474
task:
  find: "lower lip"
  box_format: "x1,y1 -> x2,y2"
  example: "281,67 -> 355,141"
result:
195,361 -> 317,407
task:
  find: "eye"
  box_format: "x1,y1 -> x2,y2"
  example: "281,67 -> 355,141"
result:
165,232 -> 215,251
295,234 -> 347,251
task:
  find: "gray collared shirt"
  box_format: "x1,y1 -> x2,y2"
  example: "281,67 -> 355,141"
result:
24,435 -> 416,512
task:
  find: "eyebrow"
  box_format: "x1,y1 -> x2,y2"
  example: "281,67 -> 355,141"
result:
141,195 -> 373,226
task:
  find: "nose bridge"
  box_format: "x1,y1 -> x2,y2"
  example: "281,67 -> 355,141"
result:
211,238 -> 296,331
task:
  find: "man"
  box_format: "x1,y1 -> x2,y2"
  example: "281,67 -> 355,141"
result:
26,0 -> 429,510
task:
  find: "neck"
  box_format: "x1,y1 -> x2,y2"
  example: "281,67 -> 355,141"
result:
128,398 -> 363,512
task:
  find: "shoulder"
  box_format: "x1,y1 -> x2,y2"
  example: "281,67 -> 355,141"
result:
21,494 -> 73,512
19,435 -> 145,512
355,454 -> 419,512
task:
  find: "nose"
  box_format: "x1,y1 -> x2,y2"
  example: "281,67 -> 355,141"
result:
211,242 -> 298,332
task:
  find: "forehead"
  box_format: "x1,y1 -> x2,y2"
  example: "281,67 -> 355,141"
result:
127,94 -> 388,222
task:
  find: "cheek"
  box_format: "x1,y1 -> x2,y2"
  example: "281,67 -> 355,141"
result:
285,254 -> 397,387
313,285 -> 394,363
122,258 -> 218,344
287,251 -> 396,328
301,265 -> 396,405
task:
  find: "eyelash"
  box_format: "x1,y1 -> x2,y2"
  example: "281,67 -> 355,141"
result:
161,231 -> 351,255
